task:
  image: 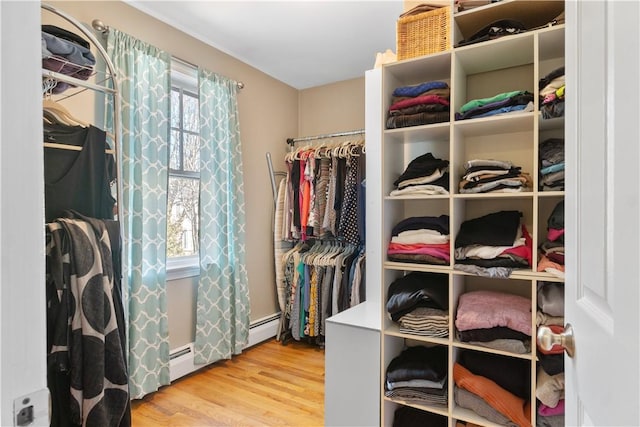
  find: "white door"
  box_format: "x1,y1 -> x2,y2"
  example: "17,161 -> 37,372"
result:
1,2 -> 50,426
564,1 -> 640,425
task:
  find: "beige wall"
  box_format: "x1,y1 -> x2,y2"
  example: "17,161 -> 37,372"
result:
166,276 -> 198,348
43,1 -> 367,350
297,77 -> 365,137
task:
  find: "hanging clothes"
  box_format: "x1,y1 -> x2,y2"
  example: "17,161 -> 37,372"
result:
338,148 -> 362,246
312,157 -> 331,237
284,139 -> 366,245
274,178 -> 294,312
281,240 -> 365,341
46,212 -> 130,427
43,123 -> 116,223
277,137 -> 366,344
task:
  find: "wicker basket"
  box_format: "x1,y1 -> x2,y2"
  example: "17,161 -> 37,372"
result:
397,5 -> 451,60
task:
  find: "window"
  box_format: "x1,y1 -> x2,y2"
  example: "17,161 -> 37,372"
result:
167,61 -> 200,276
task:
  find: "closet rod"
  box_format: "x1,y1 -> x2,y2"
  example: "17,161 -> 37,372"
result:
286,129 -> 365,146
42,70 -> 117,95
44,142 -> 116,154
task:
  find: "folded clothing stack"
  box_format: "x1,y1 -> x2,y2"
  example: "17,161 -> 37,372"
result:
385,345 -> 448,407
392,406 -> 447,427
539,138 -> 565,191
536,368 -> 565,427
454,210 -> 532,274
42,25 -> 96,94
454,350 -> 531,427
386,271 -> 449,338
537,201 -> 565,279
455,290 -> 532,354
387,81 -> 451,129
390,152 -> 449,196
536,281 -> 565,333
456,19 -> 527,47
539,66 -> 565,119
459,159 -> 531,194
535,279 -> 565,420
388,215 -> 450,265
455,90 -> 534,121
537,398 -> 565,427
536,282 -> 565,355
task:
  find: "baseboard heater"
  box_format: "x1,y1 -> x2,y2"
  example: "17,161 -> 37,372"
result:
169,312 -> 281,382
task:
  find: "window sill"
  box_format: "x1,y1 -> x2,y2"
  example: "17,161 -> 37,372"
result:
167,256 -> 200,281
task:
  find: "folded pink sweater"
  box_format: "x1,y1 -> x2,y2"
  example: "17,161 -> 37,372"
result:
539,399 -> 565,416
389,94 -> 450,111
455,290 -> 532,336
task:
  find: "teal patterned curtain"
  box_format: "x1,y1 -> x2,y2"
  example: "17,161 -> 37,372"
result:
106,29 -> 171,398
194,69 -> 250,364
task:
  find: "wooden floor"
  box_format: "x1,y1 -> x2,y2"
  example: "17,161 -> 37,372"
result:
131,338 -> 325,427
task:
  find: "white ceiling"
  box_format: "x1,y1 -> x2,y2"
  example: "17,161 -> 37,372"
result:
125,0 -> 404,89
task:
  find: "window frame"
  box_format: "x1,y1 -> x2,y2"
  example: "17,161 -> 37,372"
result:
167,60 -> 200,280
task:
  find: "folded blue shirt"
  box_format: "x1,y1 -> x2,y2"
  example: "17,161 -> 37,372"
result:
540,162 -> 565,175
472,103 -> 529,119
42,31 -> 96,67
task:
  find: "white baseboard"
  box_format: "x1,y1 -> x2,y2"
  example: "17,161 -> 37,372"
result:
169,314 -> 280,382
245,313 -> 281,348
169,343 -> 196,382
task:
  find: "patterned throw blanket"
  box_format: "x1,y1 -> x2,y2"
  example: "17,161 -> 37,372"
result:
46,215 -> 129,427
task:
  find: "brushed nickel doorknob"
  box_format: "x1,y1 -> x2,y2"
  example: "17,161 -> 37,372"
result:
537,323 -> 575,358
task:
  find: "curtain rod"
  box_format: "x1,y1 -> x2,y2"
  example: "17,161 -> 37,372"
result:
286,129 -> 365,146
90,18 -> 245,90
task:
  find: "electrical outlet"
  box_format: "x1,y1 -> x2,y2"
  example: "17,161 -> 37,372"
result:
13,389 -> 49,426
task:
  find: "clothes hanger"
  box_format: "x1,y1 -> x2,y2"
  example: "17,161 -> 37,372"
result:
331,144 -> 342,158
316,240 -> 338,266
315,243 -> 329,266
331,243 -> 351,268
314,143 -> 326,159
301,241 -> 316,264
343,244 -> 356,259
292,145 -> 304,161
281,241 -> 302,264
300,240 -> 319,264
336,141 -> 348,158
317,241 -> 337,266
43,110 -> 57,125
310,241 -> 329,266
323,241 -> 343,265
285,149 -> 296,163
324,242 -> 340,266
350,139 -> 365,157
301,146 -> 315,161
43,98 -> 89,127
327,141 -> 342,158
43,95 -> 116,143
43,109 -> 115,154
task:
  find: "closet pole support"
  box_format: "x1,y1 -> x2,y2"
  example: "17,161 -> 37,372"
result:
41,2 -> 122,225
42,70 -> 117,95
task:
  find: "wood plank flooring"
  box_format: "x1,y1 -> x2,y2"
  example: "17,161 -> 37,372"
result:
131,339 -> 325,427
